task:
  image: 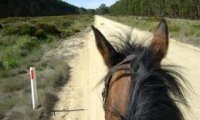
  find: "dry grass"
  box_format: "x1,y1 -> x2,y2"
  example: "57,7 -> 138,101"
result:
0,58 -> 71,120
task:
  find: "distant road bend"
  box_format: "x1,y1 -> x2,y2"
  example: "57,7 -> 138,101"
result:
51,15 -> 200,120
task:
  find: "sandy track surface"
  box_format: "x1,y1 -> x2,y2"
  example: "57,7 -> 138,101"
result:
51,16 -> 200,120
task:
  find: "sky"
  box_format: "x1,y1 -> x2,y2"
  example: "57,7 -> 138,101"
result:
63,0 -> 118,9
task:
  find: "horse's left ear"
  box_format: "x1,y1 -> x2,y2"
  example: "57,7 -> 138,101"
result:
91,25 -> 123,68
149,19 -> 169,63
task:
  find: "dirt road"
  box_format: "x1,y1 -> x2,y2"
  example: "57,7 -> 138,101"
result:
51,16 -> 200,120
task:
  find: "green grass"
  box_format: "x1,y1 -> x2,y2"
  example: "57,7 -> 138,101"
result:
0,15 -> 93,120
0,15 -> 93,70
106,16 -> 200,47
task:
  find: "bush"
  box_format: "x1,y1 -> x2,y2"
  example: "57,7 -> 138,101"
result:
19,49 -> 29,57
3,23 -> 60,39
3,26 -> 19,35
0,61 -> 4,70
0,24 -> 3,30
39,92 -> 58,119
36,23 -> 61,36
2,77 -> 28,93
72,28 -> 81,33
4,110 -> 24,120
0,96 -> 17,117
0,15 -> 93,120
0,35 -> 18,46
2,57 -> 20,69
60,31 -> 74,38
34,29 -> 46,39
62,20 -> 73,28
190,24 -> 200,37
19,38 -> 39,52
0,36 -> 40,70
18,24 -> 36,36
3,24 -> 36,36
145,17 -> 160,22
191,24 -> 200,29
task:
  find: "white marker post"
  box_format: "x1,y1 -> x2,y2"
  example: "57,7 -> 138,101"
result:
29,67 -> 38,109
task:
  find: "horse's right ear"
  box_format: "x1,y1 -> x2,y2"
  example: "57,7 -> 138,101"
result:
91,25 -> 123,68
149,19 -> 169,64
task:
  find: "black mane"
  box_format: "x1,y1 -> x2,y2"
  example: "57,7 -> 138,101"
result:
104,40 -> 188,120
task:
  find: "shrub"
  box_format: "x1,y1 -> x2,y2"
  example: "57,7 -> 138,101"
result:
2,56 -> 20,69
3,24 -> 36,36
145,17 -> 160,22
0,36 -> 40,70
0,35 -> 18,46
34,29 -> 46,39
3,106 -> 39,120
0,96 -> 17,117
60,31 -> 74,38
191,24 -> 200,29
170,24 -> 180,33
62,20 -> 73,28
19,49 -> 29,57
18,24 -> 36,36
2,77 -> 28,93
4,110 -> 23,120
20,38 -> 39,52
190,24 -> 200,37
3,26 -> 19,35
72,28 -> 81,33
53,64 -> 70,88
0,61 -> 4,70
0,15 -> 93,120
39,92 -> 58,119
36,23 -> 61,36
0,24 -> 3,30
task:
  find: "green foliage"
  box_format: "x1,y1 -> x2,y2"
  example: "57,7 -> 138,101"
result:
110,0 -> 200,19
72,28 -> 81,33
62,21 -> 73,28
2,56 -> 20,69
190,24 -> 200,37
0,15 -> 93,120
167,23 -> 181,36
96,4 -> 110,15
0,15 -> 93,70
3,26 -> 18,35
0,0 -> 79,18
18,24 -> 36,35
34,29 -> 46,39
36,23 -> 61,35
0,24 -> 2,29
0,36 -> 40,70
3,23 -> 60,38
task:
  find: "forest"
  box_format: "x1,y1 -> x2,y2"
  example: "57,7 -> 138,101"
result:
1,0 -> 199,19
110,0 -> 200,19
0,0 -> 79,18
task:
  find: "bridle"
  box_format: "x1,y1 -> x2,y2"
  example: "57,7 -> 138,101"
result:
102,54 -> 136,104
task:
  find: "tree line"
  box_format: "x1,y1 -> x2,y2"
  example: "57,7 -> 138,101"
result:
0,0 -> 79,18
1,0 -> 199,19
109,0 -> 200,19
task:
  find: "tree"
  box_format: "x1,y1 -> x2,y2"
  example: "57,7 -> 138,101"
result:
0,0 -> 80,18
109,0 -> 200,19
96,4 -> 109,15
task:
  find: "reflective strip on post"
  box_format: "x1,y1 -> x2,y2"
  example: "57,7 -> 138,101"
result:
29,67 -> 38,109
